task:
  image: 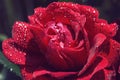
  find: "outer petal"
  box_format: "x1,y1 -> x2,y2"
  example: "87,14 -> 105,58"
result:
21,66 -> 77,80
77,55 -> 108,80
47,2 -> 99,20
29,6 -> 55,25
85,19 -> 118,46
21,67 -> 57,80
79,5 -> 99,20
30,25 -> 51,53
2,39 -> 26,65
107,39 -> 120,67
46,2 -> 88,25
95,20 -> 118,37
47,2 -> 98,24
47,2 -> 80,12
114,18 -> 120,43
78,33 -> 107,76
12,21 -> 33,48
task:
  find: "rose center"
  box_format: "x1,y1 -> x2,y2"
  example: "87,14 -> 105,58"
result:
44,21 -> 87,70
46,21 -> 84,48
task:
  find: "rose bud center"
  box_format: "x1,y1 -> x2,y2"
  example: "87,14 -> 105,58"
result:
45,21 -> 88,71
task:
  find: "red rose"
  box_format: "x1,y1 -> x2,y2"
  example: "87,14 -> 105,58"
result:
2,2 -> 120,80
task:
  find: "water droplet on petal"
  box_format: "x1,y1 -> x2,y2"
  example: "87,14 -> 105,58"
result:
112,46 -> 115,49
93,10 -> 96,13
10,54 -> 12,57
93,18 -> 96,21
60,42 -> 64,48
101,23 -> 105,26
64,15 -> 66,18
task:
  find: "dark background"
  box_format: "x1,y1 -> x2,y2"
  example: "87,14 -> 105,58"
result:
0,0 -> 120,80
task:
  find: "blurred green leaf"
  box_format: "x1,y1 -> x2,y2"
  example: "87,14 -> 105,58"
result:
0,68 -> 6,80
0,34 -> 8,41
0,51 -> 21,77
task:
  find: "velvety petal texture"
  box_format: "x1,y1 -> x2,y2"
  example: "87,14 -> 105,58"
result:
2,2 -> 120,80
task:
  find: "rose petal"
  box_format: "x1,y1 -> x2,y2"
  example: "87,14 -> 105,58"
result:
63,47 -> 88,69
34,7 -> 46,15
47,2 -> 80,14
47,7 -> 76,24
47,2 -> 87,25
85,20 -> 118,46
33,76 -> 56,80
46,44 -> 70,70
21,66 -> 57,80
28,7 -> 47,25
79,5 -> 99,22
30,25 -> 50,53
78,33 -> 107,76
47,2 -> 99,20
28,15 -> 43,25
93,33 -> 106,48
113,19 -> 120,43
107,39 -> 120,67
12,21 -> 33,48
77,56 -> 108,80
25,50 -> 47,67
2,39 -> 26,65
33,69 -> 77,79
21,66 -> 77,80
95,20 -> 118,37
88,33 -> 106,61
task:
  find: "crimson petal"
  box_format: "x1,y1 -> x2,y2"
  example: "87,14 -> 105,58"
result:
77,56 -> 108,80
30,25 -> 50,53
12,21 -> 33,48
78,33 -> 107,76
2,39 -> 26,65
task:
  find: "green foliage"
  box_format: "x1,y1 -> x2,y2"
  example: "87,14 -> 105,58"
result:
0,51 -> 21,77
0,34 -> 7,41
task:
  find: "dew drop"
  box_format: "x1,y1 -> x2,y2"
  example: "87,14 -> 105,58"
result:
93,10 -> 96,13
10,68 -> 13,71
71,4 -> 74,7
101,23 -> 104,26
93,18 -> 96,21
60,7 -> 63,9
64,15 -> 66,18
39,13 -> 42,16
9,54 -> 12,57
112,46 -> 115,49
24,25 -> 27,28
60,42 -> 64,48
18,23 -> 22,26
68,42 -> 72,47
16,38 -> 19,41
18,59 -> 22,63
16,22 -> 19,24
87,8 -> 90,11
